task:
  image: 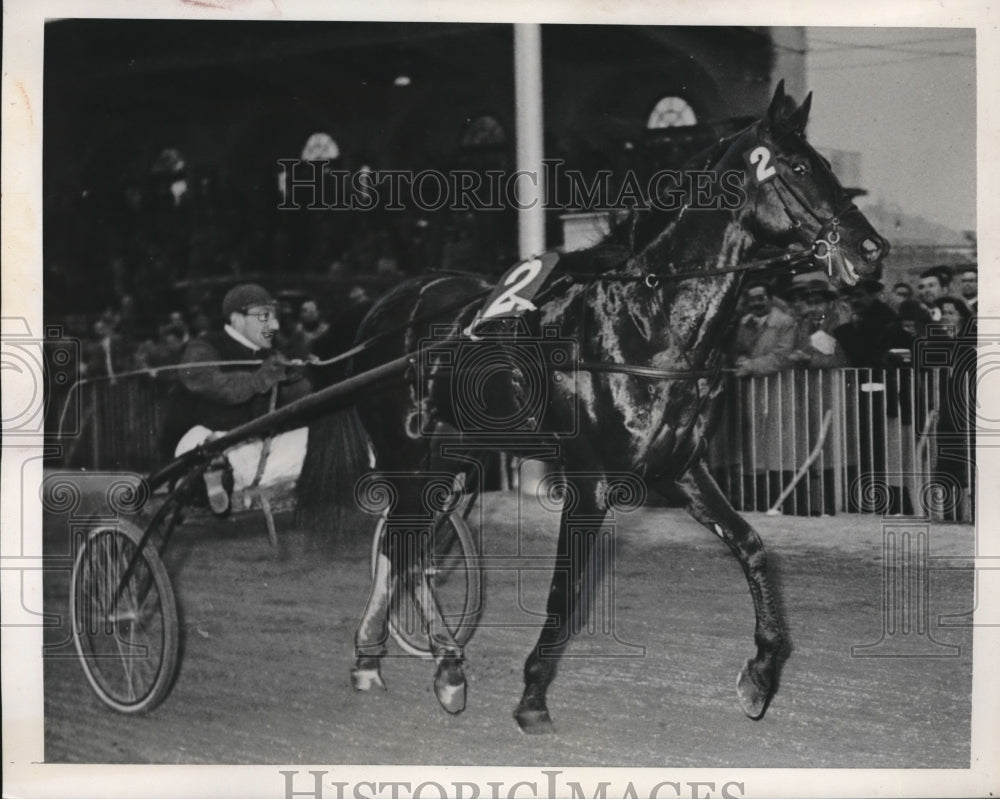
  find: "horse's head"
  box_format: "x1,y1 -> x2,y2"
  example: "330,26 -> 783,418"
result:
734,80 -> 890,288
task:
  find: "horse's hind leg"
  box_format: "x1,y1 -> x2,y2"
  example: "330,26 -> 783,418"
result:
392,502 -> 469,714
675,459 -> 787,719
352,523 -> 392,692
515,472 -> 607,734
352,480 -> 468,714
413,534 -> 468,715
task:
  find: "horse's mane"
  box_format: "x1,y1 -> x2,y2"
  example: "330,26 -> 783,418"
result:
591,124 -> 756,260
549,121 -> 759,281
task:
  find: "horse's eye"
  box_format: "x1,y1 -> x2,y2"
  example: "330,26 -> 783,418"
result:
792,162 -> 809,176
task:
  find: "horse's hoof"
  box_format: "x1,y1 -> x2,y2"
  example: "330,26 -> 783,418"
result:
514,706 -> 555,735
352,667 -> 387,692
736,660 -> 770,719
434,657 -> 466,715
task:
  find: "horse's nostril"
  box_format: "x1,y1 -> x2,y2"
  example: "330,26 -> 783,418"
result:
860,236 -> 888,264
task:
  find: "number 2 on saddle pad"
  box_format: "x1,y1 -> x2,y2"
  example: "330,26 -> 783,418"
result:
479,251 -> 560,323
464,252 -> 559,338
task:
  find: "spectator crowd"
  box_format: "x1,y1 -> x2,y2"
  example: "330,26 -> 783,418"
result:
716,263 -> 977,521
66,286 -> 373,385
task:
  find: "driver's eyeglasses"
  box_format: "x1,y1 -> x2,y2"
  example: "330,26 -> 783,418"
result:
242,308 -> 274,323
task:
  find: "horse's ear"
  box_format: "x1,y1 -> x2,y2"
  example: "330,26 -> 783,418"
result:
764,79 -> 787,128
763,81 -> 812,136
785,91 -> 813,135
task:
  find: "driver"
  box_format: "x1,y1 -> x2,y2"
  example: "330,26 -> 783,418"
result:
162,283 -> 312,514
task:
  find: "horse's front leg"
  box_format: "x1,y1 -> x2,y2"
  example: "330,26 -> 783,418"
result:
515,472 -> 607,734
675,458 -> 788,719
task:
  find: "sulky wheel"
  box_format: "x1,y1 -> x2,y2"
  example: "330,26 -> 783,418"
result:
370,511 -> 483,658
70,519 -> 179,713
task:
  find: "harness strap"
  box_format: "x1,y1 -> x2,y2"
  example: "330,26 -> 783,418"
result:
246,386 -> 280,544
557,247 -> 815,288
248,385 -> 279,491
555,358 -> 730,476
555,361 -> 719,380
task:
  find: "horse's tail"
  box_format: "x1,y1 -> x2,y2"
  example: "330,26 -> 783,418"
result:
295,405 -> 372,552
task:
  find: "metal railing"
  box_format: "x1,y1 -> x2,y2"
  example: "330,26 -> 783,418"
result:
53,363 -> 272,473
53,365 -> 976,522
708,367 -> 975,521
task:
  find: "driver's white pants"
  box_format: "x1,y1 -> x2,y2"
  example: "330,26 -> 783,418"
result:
174,425 -> 308,491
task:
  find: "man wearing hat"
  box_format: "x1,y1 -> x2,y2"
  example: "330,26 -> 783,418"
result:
774,273 -> 849,515
723,280 -> 796,511
163,283 -> 312,514
730,280 -> 797,377
833,278 -> 897,369
784,272 -> 849,370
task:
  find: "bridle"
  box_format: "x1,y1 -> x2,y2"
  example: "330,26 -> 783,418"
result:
765,168 -> 865,283
554,157 -> 858,290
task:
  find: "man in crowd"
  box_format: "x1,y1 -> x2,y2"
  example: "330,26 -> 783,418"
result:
958,266 -> 978,313
136,319 -> 189,375
833,278 -> 897,368
731,281 -> 797,377
724,281 -> 796,510
163,283 -> 312,514
284,297 -> 331,358
890,281 -> 914,310
778,272 -> 849,515
83,312 -> 131,380
916,266 -> 951,321
784,273 -> 849,370
833,278 -> 898,513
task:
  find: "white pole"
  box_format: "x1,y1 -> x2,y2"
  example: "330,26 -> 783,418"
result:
513,23 -> 546,259
512,24 -> 548,496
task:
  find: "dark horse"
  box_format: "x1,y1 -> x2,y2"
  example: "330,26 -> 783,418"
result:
345,82 -> 889,732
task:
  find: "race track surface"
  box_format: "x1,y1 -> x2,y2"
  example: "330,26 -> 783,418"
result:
43,491 -> 974,767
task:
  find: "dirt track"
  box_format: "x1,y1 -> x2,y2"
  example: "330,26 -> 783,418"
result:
43,492 -> 974,768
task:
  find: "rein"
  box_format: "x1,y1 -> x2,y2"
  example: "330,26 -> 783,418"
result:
310,246 -> 817,376
558,247 -> 815,289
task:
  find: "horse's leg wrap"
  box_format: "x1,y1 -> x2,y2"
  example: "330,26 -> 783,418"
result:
433,648 -> 467,715
412,551 -> 467,715
352,548 -> 392,692
677,460 -> 787,719
351,654 -> 387,692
